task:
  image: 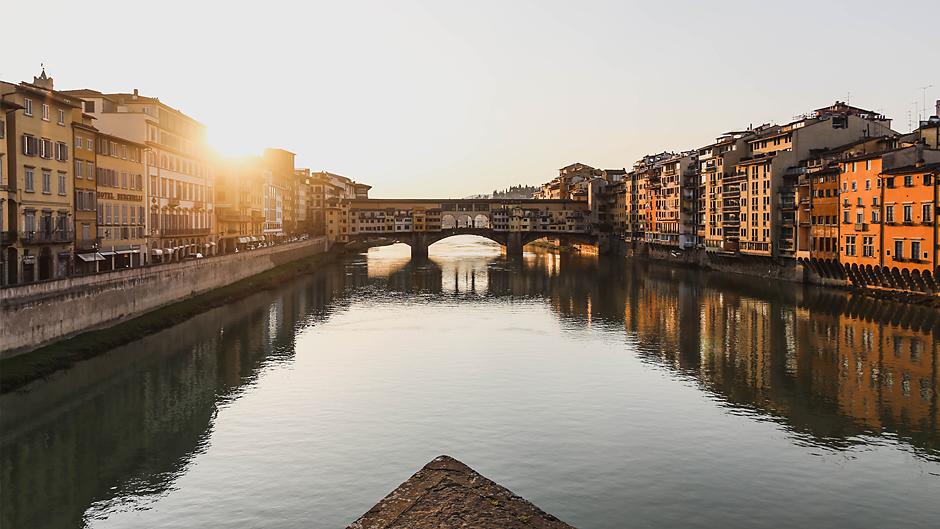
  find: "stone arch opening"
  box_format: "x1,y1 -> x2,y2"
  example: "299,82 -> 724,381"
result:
441,214 -> 457,229
473,214 -> 490,229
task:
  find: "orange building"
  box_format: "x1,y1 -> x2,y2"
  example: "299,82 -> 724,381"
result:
880,162 -> 939,273
839,154 -> 885,269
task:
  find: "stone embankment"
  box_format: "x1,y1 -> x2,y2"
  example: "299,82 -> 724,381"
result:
348,455 -> 576,529
0,237 -> 329,357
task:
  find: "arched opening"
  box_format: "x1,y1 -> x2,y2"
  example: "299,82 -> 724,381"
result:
473,214 -> 490,229
441,214 -> 457,229
456,214 -> 473,229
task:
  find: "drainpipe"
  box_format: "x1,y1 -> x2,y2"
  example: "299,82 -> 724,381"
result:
879,171 -> 885,268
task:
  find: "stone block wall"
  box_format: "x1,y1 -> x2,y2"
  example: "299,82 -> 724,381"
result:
0,238 -> 329,357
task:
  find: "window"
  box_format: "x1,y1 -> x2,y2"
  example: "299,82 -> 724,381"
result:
57,109 -> 65,125
24,98 -> 33,116
55,142 -> 69,161
845,235 -> 857,256
865,160 -> 871,171
886,205 -> 894,223
904,175 -> 913,187
75,135 -> 82,149
923,203 -> 932,224
865,179 -> 870,190
872,210 -> 880,223
84,100 -> 95,113
86,161 -> 93,178
40,138 -> 53,159
24,167 -> 35,192
58,172 -> 66,195
41,104 -> 49,121
912,241 -> 922,260
895,240 -> 904,260
24,211 -> 35,232
22,135 -> 38,156
862,236 -> 874,257
843,210 -> 850,223
86,138 -> 93,151
42,170 -> 51,193
75,159 -> 82,178
851,181 -> 857,191
856,212 -> 863,224
903,204 -> 912,223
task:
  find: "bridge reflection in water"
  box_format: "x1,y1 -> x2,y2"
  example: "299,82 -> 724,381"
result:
1,236 -> 938,529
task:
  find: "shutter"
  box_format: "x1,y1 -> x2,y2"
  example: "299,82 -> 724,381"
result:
22,135 -> 28,155
63,144 -> 69,161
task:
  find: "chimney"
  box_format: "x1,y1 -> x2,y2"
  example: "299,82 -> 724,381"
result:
132,88 -> 139,100
935,99 -> 939,118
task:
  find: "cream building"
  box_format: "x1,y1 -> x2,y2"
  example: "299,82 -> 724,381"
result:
62,88 -> 215,262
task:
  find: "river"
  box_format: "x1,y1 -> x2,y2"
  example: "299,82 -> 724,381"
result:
2,236 -> 939,529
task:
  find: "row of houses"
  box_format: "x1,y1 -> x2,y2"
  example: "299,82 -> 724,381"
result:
0,69 -> 370,286
537,100 -> 940,287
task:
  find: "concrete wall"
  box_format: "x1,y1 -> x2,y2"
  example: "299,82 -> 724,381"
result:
0,237 -> 329,357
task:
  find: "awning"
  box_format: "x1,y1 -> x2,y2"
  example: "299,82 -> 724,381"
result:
164,248 -> 173,254
77,253 -> 106,262
116,249 -> 138,255
238,237 -> 250,244
100,251 -> 116,256
209,242 -> 217,246
151,249 -> 164,256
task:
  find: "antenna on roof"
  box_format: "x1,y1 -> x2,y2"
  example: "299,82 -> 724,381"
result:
918,85 -> 934,122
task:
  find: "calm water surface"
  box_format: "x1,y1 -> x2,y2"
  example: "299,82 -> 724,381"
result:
2,236 -> 939,529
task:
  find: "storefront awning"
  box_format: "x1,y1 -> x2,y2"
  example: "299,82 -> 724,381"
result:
100,251 -> 116,256
151,249 -> 164,256
238,237 -> 250,244
77,253 -> 106,262
116,249 -> 139,255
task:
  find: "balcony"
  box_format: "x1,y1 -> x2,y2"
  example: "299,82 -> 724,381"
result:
20,229 -> 74,244
168,197 -> 181,208
1,231 -> 14,245
854,223 -> 869,232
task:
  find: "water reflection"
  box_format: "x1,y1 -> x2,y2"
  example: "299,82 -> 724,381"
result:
1,236 -> 938,529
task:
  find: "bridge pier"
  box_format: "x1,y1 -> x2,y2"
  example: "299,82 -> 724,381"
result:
411,233 -> 429,261
506,232 -> 524,261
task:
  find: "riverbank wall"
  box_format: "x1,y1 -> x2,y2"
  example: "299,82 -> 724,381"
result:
0,237 -> 330,357
612,240 -> 940,305
614,240 -> 807,282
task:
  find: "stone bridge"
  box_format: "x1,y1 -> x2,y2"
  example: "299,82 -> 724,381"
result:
338,198 -> 597,259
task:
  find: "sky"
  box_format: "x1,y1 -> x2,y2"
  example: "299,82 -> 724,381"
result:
3,0 -> 938,198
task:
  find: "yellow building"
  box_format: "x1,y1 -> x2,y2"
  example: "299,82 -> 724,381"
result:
72,112 -> 99,273
214,156 -> 265,253
1,98 -> 20,284
95,132 -> 147,269
1,70 -> 81,283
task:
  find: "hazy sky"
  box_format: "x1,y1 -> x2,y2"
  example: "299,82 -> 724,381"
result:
4,0 -> 938,197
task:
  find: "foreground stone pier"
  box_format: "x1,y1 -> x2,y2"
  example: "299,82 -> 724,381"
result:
347,455 -> 576,528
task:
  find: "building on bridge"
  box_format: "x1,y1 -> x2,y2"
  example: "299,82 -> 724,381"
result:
326,198 -> 594,258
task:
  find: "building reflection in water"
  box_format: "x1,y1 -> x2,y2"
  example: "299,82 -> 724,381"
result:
1,236 -> 937,529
